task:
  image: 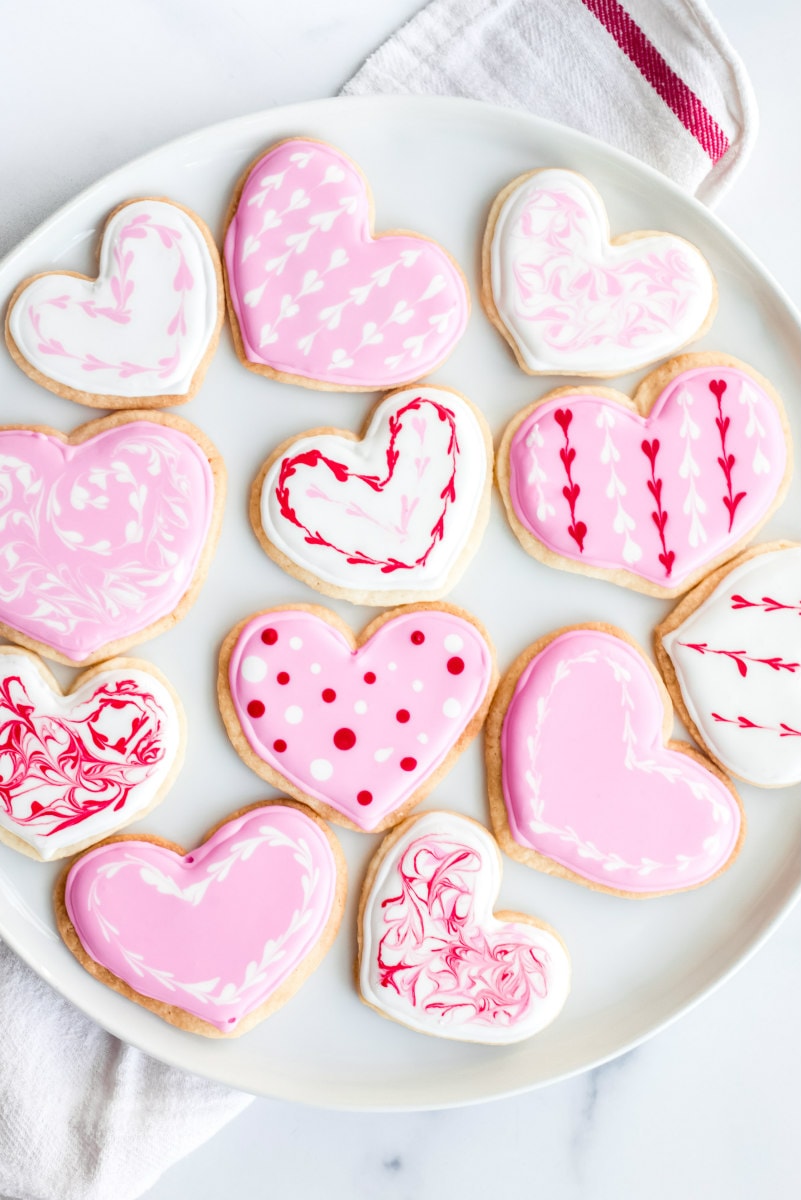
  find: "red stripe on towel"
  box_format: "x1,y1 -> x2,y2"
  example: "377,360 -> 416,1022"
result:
581,0 -> 730,162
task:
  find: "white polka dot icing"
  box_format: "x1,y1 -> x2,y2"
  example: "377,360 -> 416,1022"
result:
225,608 -> 495,831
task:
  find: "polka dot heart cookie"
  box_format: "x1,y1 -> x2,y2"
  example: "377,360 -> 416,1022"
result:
218,603 -> 497,832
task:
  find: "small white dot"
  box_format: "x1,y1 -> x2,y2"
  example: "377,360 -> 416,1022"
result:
285,706 -> 303,725
241,655 -> 267,683
354,700 -> 367,714
388,662 -> 397,671
310,758 -> 332,781
444,634 -> 464,653
310,663 -> 321,674
289,636 -> 303,650
443,698 -> 461,719
417,732 -> 429,745
374,747 -> 393,763
412,680 -> 424,692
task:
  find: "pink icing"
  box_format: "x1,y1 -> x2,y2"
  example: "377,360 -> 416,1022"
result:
228,609 -> 493,831
64,805 -> 338,1031
0,421 -> 216,661
224,139 -> 469,388
500,629 -> 742,893
507,366 -> 787,587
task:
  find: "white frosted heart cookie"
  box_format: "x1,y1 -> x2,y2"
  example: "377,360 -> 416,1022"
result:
357,810 -> 571,1043
482,167 -> 717,377
6,198 -> 223,408
655,542 -> 801,788
251,385 -> 493,604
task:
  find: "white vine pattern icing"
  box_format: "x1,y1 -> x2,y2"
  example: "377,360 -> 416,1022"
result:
738,380 -> 772,475
595,408 -> 641,564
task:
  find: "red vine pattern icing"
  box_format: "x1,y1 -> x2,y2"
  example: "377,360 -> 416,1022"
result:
678,641 -> 799,677
641,437 -> 675,577
274,397 -> 458,573
730,593 -> 801,615
710,379 -> 746,532
554,408 -> 586,552
711,713 -> 801,737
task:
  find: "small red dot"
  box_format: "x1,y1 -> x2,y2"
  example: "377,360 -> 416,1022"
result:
261,628 -> 278,645
273,739 -> 287,753
411,630 -> 425,645
322,688 -> 336,703
400,756 -> 417,772
247,699 -> 265,718
333,727 -> 356,751
185,855 -> 194,864
357,789 -> 373,806
277,671 -> 290,685
364,671 -> 376,684
396,709 -> 410,723
447,656 -> 464,675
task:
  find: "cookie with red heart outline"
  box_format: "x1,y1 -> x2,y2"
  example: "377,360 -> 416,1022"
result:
654,541 -> 801,789
217,603 -> 497,833
496,352 -> 792,598
251,384 -> 493,605
481,166 -> 717,377
54,799 -> 346,1038
485,623 -> 745,898
222,136 -> 470,391
357,809 -> 571,1043
0,646 -> 185,862
5,197 -> 224,409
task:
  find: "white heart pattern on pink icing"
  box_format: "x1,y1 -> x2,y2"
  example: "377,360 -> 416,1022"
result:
488,168 -> 716,375
225,607 -> 495,831
0,418 -> 218,663
7,199 -> 220,402
224,138 -> 469,388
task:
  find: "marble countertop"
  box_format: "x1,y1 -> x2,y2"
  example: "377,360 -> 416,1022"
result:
2,2 -> 799,1197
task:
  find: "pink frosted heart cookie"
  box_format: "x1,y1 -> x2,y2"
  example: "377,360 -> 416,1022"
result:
218,604 -> 497,832
498,353 -> 791,598
6,198 -> 223,408
358,810 -> 571,1043
656,542 -> 801,789
223,137 -> 470,390
482,167 -> 717,377
0,412 -> 225,665
486,624 -> 744,897
56,801 -> 346,1037
0,648 -> 184,861
252,385 -> 493,604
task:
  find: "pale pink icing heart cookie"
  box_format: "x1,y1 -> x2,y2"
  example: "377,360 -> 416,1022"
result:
224,137 -> 470,390
358,811 -> 571,1043
0,648 -> 184,861
6,198 -> 223,408
487,626 -> 744,897
499,354 -> 791,597
253,385 -> 492,604
484,167 -> 717,377
0,413 -> 224,664
58,802 -> 345,1036
219,605 -> 497,832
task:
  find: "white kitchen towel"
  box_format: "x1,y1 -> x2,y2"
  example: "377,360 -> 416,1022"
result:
0,938 -> 251,1200
342,0 -> 757,205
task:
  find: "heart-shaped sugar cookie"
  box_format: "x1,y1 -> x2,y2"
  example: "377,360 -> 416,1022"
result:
6,199 -> 223,408
358,811 -> 571,1043
219,605 -> 496,832
0,413 -> 224,664
483,167 -> 716,376
253,386 -> 492,603
223,138 -> 469,390
498,354 -> 791,597
57,802 -> 344,1036
0,648 -> 184,860
486,625 -> 744,896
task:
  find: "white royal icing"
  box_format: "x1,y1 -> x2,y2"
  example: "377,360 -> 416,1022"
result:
489,169 -> 716,375
662,546 -> 801,787
9,199 -> 219,399
259,387 -> 489,595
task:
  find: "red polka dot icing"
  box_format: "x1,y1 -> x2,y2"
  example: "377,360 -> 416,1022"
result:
227,609 -> 494,830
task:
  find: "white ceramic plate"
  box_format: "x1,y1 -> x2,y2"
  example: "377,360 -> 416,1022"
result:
0,97 -> 798,1109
